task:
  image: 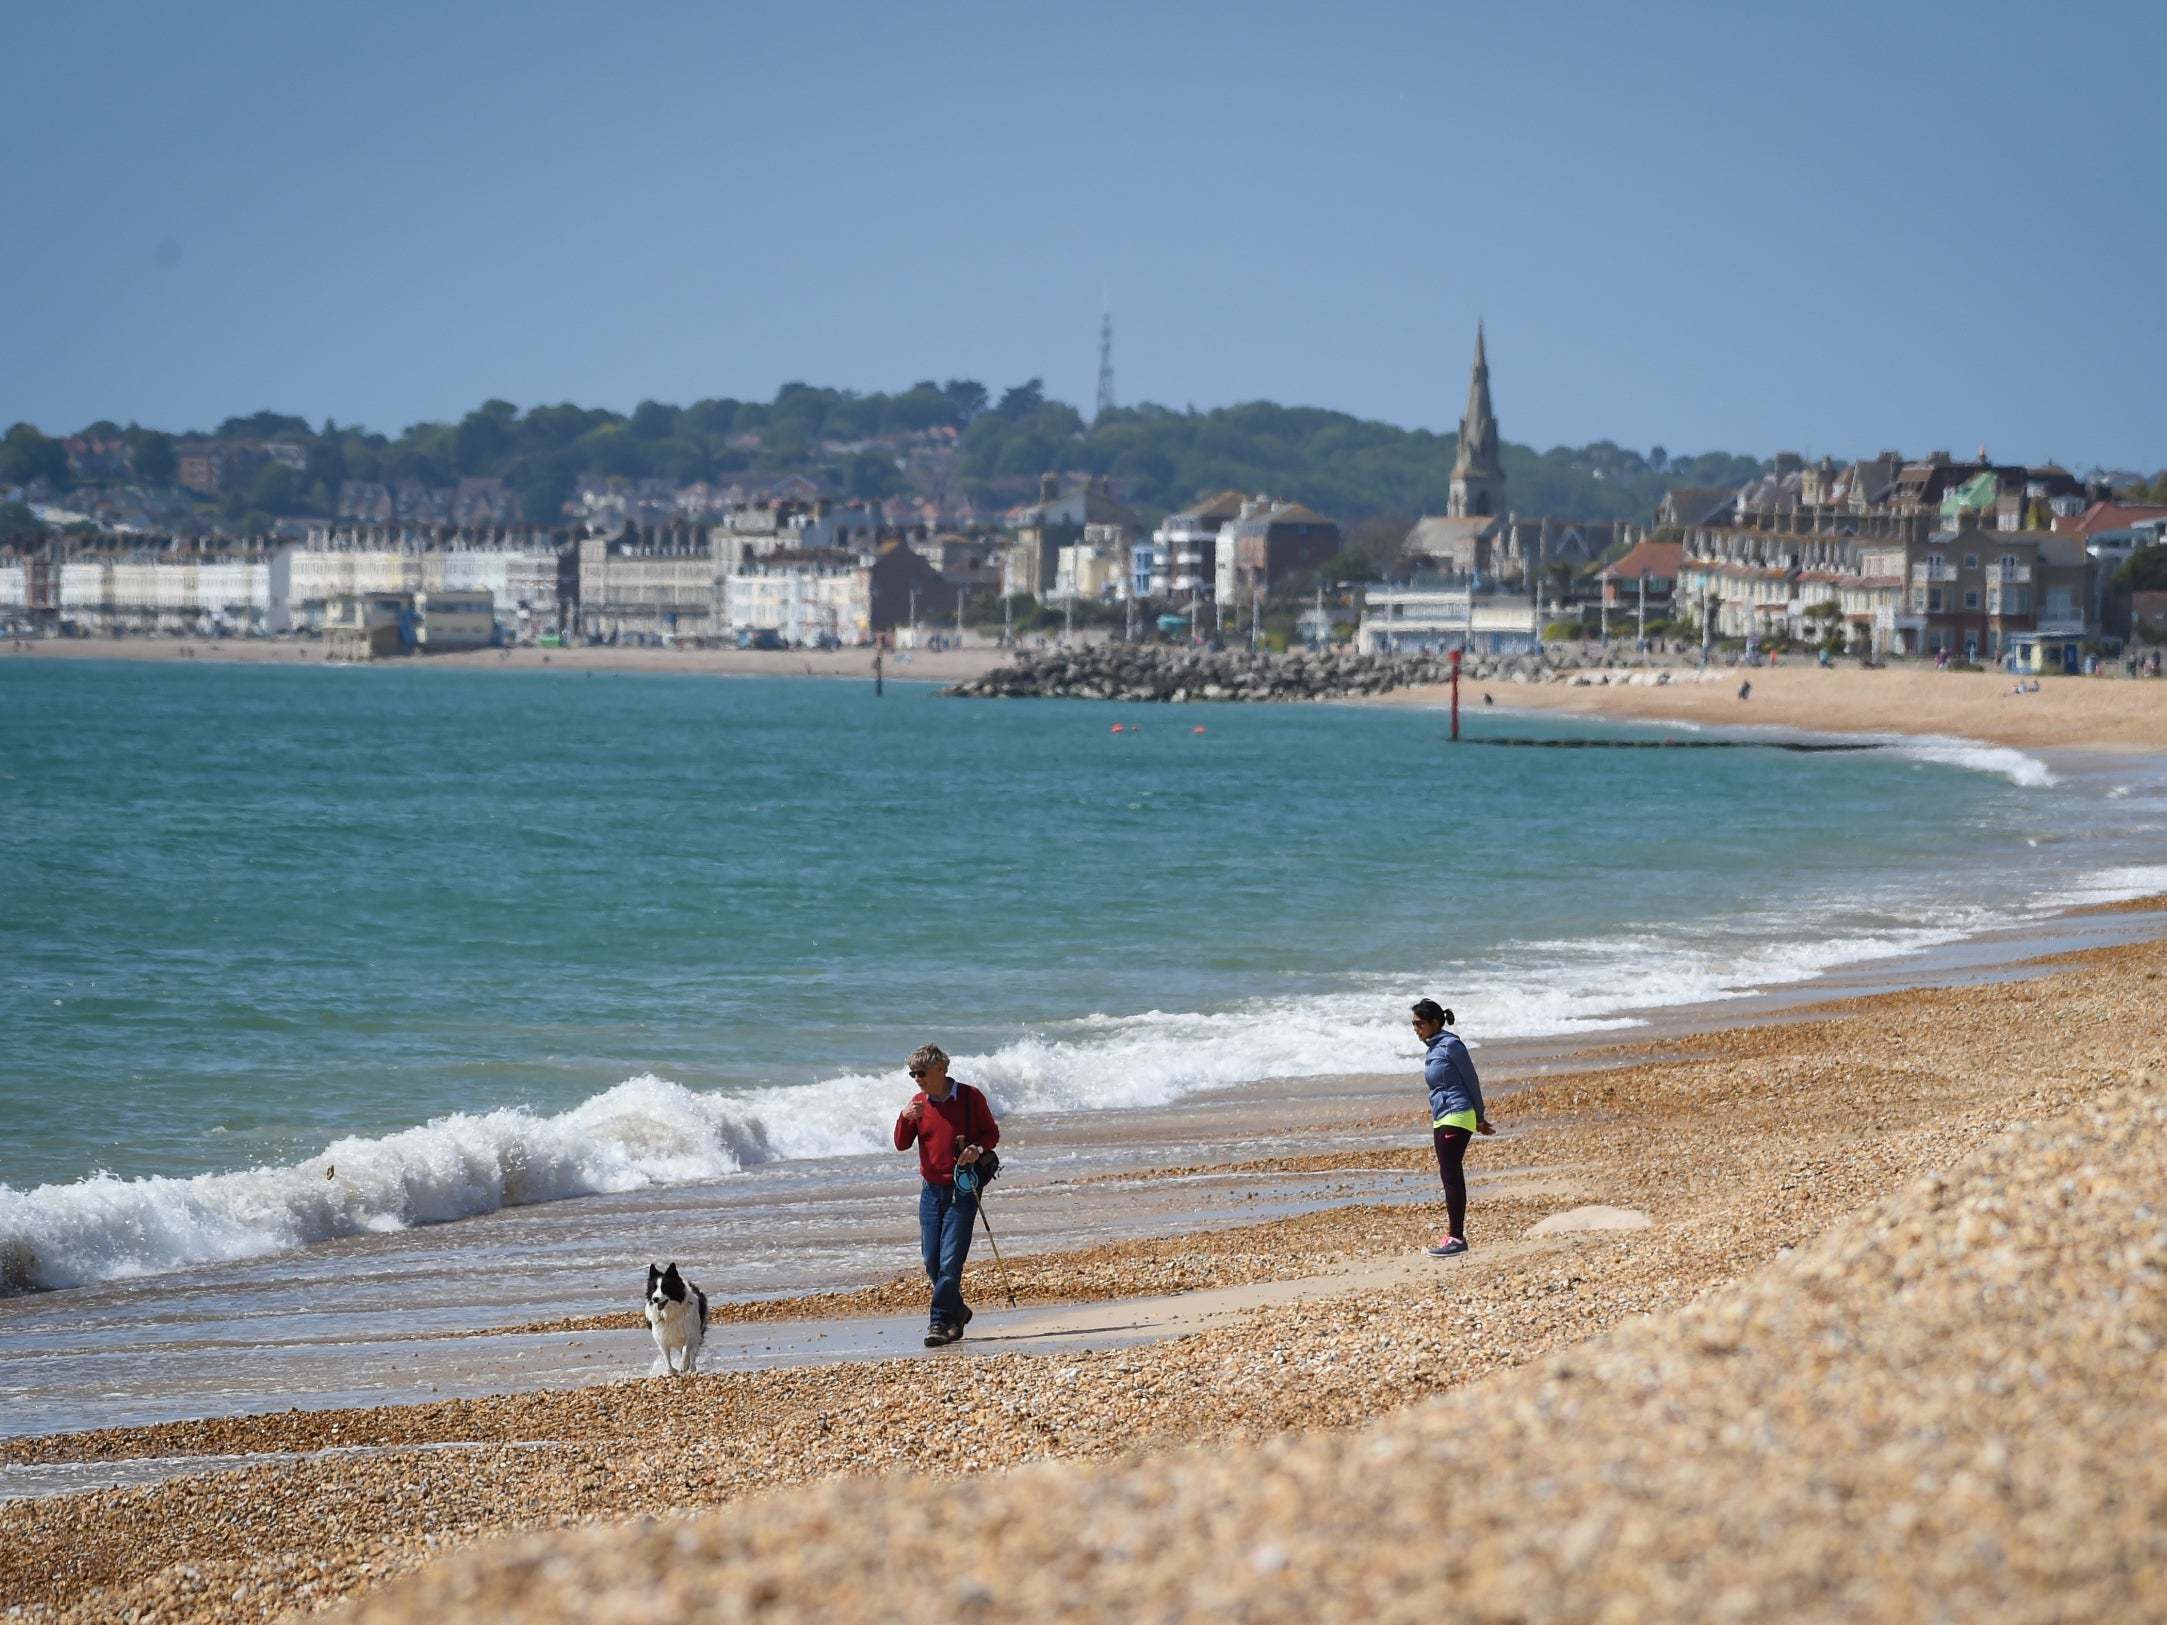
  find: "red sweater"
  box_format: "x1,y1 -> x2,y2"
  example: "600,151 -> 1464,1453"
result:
893,1082 -> 1000,1185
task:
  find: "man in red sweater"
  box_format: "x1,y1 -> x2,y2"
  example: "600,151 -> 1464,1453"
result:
893,1043 -> 1000,1346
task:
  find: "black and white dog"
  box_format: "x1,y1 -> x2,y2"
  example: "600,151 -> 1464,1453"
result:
643,1261 -> 709,1376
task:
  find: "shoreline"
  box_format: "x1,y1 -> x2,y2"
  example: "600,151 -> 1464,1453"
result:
14,638 -> 2167,755
1372,660 -> 2167,752
6,919 -> 2167,1621
0,634 -> 1015,686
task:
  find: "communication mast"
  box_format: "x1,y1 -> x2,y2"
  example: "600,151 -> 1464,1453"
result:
1094,301 -> 1116,421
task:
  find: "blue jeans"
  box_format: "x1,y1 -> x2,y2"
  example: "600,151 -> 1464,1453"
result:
918,1179 -> 977,1327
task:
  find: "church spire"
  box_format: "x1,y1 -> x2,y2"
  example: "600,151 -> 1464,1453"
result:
1448,322 -> 1505,519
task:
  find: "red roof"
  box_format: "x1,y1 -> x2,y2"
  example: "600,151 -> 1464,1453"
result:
2053,501 -> 2167,539
1597,540 -> 1684,582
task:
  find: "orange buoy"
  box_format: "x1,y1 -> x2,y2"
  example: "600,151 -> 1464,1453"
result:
1110,723 -> 1125,733
1191,725 -> 1207,735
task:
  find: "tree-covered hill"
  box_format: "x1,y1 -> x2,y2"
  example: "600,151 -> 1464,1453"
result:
7,381 -> 1770,528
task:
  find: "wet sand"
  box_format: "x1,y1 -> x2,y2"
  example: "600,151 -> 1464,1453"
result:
1381,661 -> 2167,752
8,916 -> 2166,1623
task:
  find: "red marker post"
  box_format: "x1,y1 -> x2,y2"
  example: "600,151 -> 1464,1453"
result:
1450,647 -> 1462,742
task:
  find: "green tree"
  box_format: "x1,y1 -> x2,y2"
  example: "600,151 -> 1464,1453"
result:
629,400 -> 680,441
1,424 -> 69,489
304,435 -> 347,494
941,379 -> 989,423
0,499 -> 44,539
246,461 -> 303,515
216,410 -> 312,440
844,451 -> 904,501
511,454 -> 579,523
133,431 -> 178,486
2115,549 -> 2167,592
996,378 -> 1046,418
454,402 -> 517,474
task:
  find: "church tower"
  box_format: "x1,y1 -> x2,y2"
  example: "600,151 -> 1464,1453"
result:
1447,323 -> 1506,520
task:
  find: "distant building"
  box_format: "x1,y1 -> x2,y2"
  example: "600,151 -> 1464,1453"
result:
1356,580 -> 1540,655
903,530 -> 1002,593
323,592 -> 412,660
1147,489 -> 1246,602
1675,515 -> 2095,660
1597,539 -> 1684,619
1447,323 -> 1505,520
1656,486 -> 1738,529
411,589 -> 495,651
575,525 -> 716,641
1003,474 -> 1139,600
176,442 -> 239,494
1403,329 -> 1637,590
1216,498 -> 1342,600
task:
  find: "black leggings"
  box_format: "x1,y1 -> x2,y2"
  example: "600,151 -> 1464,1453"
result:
1433,1125 -> 1471,1240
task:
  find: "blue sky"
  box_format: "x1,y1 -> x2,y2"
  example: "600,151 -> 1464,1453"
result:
4,1 -> 2160,468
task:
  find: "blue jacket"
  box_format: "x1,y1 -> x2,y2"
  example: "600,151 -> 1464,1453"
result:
1424,1028 -> 1486,1124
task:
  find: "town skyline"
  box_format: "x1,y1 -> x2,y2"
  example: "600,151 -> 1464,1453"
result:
5,3 -> 2163,468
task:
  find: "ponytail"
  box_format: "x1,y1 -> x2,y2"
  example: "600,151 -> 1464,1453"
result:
1411,998 -> 1454,1028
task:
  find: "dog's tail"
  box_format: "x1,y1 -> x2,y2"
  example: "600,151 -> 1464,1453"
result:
696,1287 -> 709,1335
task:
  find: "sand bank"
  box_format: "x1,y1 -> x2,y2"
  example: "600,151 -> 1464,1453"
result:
1382,661 -> 2167,752
8,934 -> 2166,1622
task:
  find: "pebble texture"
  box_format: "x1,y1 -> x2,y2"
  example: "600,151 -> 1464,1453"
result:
942,643 -> 1694,703
6,936 -> 2164,1624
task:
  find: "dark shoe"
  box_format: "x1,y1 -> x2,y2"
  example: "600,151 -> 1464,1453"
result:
923,1323 -> 949,1347
1426,1236 -> 1470,1258
938,1321 -> 965,1345
959,1303 -> 974,1327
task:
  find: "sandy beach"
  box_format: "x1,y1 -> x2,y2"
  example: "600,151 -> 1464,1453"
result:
1385,661 -> 2167,752
0,635 -> 1015,687
7,909 -> 2165,1623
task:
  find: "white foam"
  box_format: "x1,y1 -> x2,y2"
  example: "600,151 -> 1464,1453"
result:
0,1076 -> 760,1294
1885,735 -> 2057,788
0,897 -> 2017,1295
2058,864 -> 2167,908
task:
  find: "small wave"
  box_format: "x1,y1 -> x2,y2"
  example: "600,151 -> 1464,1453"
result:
1887,736 -> 2056,788
2058,864 -> 2167,908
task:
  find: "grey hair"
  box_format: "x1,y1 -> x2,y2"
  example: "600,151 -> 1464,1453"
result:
907,1043 -> 949,1074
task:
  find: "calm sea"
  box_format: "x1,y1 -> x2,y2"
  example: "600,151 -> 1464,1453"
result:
3,658 -> 2164,1297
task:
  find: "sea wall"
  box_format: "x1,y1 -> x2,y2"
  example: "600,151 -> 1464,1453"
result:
942,642 -> 1699,702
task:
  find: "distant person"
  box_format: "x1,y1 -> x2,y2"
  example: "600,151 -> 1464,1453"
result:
1737,679 -> 1752,701
894,1044 -> 1000,1346
1411,999 -> 1492,1258
1482,691 -> 1494,706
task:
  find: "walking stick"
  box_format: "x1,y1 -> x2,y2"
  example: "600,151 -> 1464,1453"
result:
960,1166 -> 1018,1307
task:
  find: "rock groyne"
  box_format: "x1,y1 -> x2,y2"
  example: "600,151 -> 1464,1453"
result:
942,642 -> 1699,702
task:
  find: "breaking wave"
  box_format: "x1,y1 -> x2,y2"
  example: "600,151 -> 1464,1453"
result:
1885,736 -> 2057,788
0,906 -> 2001,1295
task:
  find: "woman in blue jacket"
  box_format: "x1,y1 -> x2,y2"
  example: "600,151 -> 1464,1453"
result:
1412,998 -> 1492,1257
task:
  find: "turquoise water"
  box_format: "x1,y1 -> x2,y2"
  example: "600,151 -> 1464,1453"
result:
3,658 -> 2162,1293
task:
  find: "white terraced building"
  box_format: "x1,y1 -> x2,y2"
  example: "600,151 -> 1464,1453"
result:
724,556 -> 872,645
34,549 -> 277,634
284,526 -> 564,635
1355,583 -> 1542,655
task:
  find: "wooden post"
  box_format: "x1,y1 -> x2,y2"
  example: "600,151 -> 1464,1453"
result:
1450,647 -> 1462,742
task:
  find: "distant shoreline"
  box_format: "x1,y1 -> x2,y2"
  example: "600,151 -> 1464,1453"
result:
14,635 -> 2167,754
0,635 -> 1015,686
1366,662 -> 2167,754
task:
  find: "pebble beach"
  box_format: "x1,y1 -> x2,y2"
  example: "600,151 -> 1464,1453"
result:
7,918 -> 2165,1623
